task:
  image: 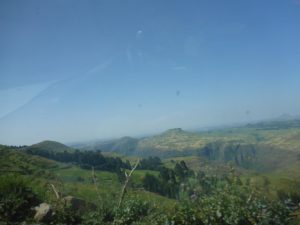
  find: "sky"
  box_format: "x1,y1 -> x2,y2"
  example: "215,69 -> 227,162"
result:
0,0 -> 300,145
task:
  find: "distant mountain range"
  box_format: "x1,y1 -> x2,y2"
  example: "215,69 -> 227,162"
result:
71,119 -> 300,153
16,118 -> 300,176
65,119 -> 300,175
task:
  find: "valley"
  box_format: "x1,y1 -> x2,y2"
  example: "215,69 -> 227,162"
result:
1,119 -> 300,224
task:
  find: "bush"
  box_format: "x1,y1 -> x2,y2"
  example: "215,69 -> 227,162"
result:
166,202 -> 204,225
180,173 -> 293,225
113,199 -> 150,225
81,207 -> 114,225
0,175 -> 40,223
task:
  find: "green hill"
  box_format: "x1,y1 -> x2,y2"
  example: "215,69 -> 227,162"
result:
0,146 -> 175,222
0,145 -> 59,175
25,140 -> 76,153
75,119 -> 300,176
79,120 -> 300,154
1,143 -> 300,224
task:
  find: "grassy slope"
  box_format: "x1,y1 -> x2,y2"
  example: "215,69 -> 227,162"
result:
0,145 -> 58,173
1,144 -> 300,223
0,146 -> 174,209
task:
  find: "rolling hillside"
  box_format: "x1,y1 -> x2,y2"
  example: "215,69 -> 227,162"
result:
0,145 -> 174,210
74,120 -> 300,175
1,135 -> 300,224
76,120 -> 300,154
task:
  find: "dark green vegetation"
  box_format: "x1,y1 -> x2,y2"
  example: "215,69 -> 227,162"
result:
27,140 -> 75,153
1,119 -> 300,224
0,175 -> 40,223
25,141 -> 131,172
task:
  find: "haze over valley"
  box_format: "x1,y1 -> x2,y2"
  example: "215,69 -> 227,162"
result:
1,0 -> 300,224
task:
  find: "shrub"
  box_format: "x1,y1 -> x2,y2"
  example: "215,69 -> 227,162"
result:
166,202 -> 204,225
81,207 -> 114,225
0,175 -> 40,223
113,199 -> 150,225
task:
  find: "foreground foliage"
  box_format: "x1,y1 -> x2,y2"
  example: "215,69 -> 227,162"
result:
1,168 -> 298,225
0,175 -> 40,224
0,146 -> 299,225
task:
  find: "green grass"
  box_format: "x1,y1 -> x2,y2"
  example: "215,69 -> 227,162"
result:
0,147 -> 174,209
51,165 -> 175,209
0,146 -> 59,174
1,143 -> 300,224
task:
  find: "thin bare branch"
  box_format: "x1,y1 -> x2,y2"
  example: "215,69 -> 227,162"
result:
91,166 -> 103,207
117,159 -> 140,208
50,183 -> 60,199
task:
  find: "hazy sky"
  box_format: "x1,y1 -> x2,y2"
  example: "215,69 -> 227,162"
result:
1,0 -> 300,145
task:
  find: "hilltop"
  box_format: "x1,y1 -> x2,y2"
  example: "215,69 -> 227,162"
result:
25,140 -> 76,153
